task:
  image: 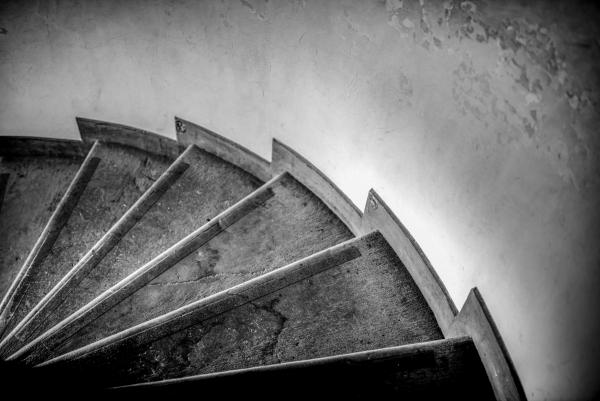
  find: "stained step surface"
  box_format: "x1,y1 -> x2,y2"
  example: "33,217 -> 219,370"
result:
112,337 -> 495,400
19,172 -> 354,363
2,145 -> 262,356
0,142 -> 171,342
0,153 -> 82,308
41,232 -> 442,387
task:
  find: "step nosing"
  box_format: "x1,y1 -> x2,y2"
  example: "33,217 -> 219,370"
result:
38,234 -> 372,366
113,336 -> 473,389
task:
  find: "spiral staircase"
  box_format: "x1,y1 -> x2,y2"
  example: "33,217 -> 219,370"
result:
0,117 -> 525,399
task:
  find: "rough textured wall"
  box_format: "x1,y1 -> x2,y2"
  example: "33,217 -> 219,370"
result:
1,0 -> 599,399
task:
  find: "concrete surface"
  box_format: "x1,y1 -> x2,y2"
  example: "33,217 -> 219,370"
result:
0,142 -> 169,342
0,156 -> 80,305
111,337 -> 495,400
51,232 -> 442,387
52,173 -> 353,355
21,145 -> 262,346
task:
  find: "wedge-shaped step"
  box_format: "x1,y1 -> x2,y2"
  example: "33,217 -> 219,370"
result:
38,232 -> 442,387
0,142 -> 171,342
0,141 -> 84,310
112,337 -> 495,400
16,172 -> 354,364
0,145 -> 262,356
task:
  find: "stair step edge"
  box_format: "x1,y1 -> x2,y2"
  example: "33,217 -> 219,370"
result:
112,336 -> 475,389
0,136 -> 90,158
76,117 -> 179,159
175,116 -> 271,182
37,232 -> 377,367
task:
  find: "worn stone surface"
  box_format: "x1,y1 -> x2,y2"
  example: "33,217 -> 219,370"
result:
54,173 -> 353,354
63,233 -> 441,386
110,338 -> 494,400
0,156 -> 81,303
6,338 -> 494,399
32,146 -> 262,343
0,143 -> 171,341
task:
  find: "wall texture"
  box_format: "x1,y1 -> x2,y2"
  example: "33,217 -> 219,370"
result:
1,1 -> 599,399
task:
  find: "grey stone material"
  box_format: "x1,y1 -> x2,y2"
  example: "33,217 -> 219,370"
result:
111,337 -> 495,400
449,288 -> 527,401
19,172 -> 353,363
0,149 -> 100,340
15,174 -> 280,363
271,138 -> 363,235
363,189 -> 457,334
40,236 -> 366,367
43,232 -> 442,387
1,142 -> 171,340
0,136 -> 90,158
77,117 -> 180,159
0,120 -> 520,398
176,117 -> 271,182
0,142 -> 173,356
4,144 -> 262,357
0,155 -> 82,310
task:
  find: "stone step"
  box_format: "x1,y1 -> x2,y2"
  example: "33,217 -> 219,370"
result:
112,337 -> 495,400
0,139 -> 85,319
0,143 -> 261,356
15,172 -> 354,363
1,337 -> 493,399
0,141 -> 171,343
37,232 -> 442,387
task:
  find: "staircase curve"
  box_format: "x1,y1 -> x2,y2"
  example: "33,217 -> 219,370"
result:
0,116 -> 525,400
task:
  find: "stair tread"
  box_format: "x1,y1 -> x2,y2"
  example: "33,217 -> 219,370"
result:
47,173 -> 354,358
111,337 -> 495,400
18,145 -> 263,350
0,155 -> 81,304
46,232 -> 442,387
0,142 -> 171,342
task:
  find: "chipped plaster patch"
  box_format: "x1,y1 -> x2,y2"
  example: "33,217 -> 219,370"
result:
402,17 -> 415,29
526,92 -> 540,105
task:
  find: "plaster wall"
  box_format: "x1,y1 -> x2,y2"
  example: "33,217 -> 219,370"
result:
1,1 -> 599,399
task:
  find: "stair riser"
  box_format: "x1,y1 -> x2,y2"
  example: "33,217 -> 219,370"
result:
77,117 -> 179,159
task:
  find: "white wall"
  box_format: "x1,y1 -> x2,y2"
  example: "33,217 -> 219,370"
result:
1,1 -> 599,399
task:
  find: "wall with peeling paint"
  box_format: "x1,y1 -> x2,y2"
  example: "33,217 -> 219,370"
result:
1,0 -> 599,399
